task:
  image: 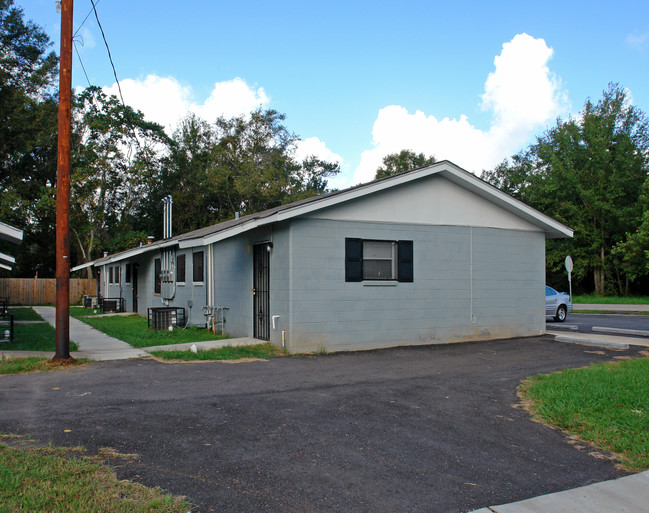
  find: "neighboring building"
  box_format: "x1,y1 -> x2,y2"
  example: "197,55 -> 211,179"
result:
0,221 -> 24,271
73,161 -> 572,352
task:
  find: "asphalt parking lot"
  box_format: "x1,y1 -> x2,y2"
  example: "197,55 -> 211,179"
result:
0,336 -> 645,513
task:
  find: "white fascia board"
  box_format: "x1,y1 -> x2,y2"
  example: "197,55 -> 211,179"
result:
186,219 -> 265,247
438,165 -> 573,238
0,221 -> 23,244
196,174 -> 417,246
184,161 -> 573,246
105,240 -> 178,264
0,263 -> 12,271
70,241 -> 178,271
71,261 -> 95,272
0,252 -> 16,266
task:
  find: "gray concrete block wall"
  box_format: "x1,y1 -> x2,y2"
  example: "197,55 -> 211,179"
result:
211,236 -> 254,337
282,219 -> 545,352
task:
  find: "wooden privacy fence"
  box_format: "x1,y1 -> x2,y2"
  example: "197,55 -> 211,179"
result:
0,278 -> 96,305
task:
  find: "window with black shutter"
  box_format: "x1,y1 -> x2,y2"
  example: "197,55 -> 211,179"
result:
345,238 -> 413,282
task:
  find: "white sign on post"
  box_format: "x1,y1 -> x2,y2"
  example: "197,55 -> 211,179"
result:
565,255 -> 573,301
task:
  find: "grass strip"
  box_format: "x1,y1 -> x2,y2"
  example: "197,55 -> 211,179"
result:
573,309 -> 649,315
7,307 -> 44,321
78,314 -> 228,348
0,440 -> 190,512
520,357 -> 649,471
69,306 -> 105,318
151,343 -> 284,361
572,295 -> 649,305
0,357 -> 89,375
1,323 -> 79,352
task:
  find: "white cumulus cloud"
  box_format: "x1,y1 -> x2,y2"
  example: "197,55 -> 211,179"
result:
295,137 -> 348,190
352,33 -> 569,184
295,137 -> 343,165
103,75 -> 269,133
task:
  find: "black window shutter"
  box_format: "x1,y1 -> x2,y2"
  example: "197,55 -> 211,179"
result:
397,240 -> 413,282
345,238 -> 362,282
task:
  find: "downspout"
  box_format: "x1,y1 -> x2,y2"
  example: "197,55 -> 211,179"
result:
470,227 -> 476,325
207,243 -> 214,307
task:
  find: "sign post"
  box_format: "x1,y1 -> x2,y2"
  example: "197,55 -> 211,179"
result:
565,255 -> 573,302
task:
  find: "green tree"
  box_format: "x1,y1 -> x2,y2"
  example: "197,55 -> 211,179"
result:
70,86 -> 169,271
148,109 -> 340,235
375,150 -> 436,179
613,177 -> 649,283
0,0 -> 59,277
484,83 -> 649,294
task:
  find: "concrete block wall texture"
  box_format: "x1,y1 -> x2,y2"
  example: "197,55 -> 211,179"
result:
279,219 -> 545,353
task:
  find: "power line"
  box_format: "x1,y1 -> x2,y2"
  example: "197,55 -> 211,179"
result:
87,0 -> 141,152
73,36 -> 92,87
74,0 -> 103,37
89,0 -> 127,109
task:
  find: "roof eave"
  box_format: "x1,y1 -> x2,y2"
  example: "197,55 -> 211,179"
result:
0,221 -> 23,244
193,161 -> 573,245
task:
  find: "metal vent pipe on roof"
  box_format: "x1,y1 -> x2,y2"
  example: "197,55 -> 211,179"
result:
162,195 -> 173,239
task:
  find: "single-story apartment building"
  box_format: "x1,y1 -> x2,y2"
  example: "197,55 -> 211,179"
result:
73,161 -> 572,352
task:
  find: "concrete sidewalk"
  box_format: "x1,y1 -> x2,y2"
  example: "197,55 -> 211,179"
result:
1,307 -> 260,361
31,306 -> 149,360
469,470 -> 649,512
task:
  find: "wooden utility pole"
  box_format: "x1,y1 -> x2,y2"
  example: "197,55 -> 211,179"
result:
53,0 -> 74,362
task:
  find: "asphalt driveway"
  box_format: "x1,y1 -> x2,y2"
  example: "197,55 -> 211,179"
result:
1,336 -> 644,512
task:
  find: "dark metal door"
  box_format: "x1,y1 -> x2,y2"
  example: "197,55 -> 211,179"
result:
253,244 -> 270,340
132,266 -> 139,314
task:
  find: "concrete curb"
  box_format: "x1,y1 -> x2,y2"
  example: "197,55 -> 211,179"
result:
143,337 -> 260,353
574,303 -> 649,313
551,334 -> 629,350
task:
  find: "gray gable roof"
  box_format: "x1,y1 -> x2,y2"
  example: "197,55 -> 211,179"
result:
72,160 -> 572,271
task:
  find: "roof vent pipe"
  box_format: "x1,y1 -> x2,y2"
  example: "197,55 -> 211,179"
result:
235,211 -> 240,220
147,236 -> 154,245
162,195 -> 173,239
103,251 -> 108,257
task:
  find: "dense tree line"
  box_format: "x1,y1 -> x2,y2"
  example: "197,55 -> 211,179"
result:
483,84 -> 649,295
0,1 -> 339,277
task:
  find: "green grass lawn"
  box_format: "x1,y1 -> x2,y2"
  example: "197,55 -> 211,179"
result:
1,322 -> 79,352
572,295 -> 649,304
69,306 -> 105,318
77,314 -> 228,348
151,343 -> 284,361
520,357 -> 649,471
0,436 -> 191,512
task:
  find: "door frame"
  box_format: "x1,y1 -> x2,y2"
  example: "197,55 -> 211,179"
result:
253,243 -> 271,341
132,264 -> 139,314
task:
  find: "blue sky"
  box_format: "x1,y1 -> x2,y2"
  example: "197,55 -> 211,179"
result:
21,0 -> 649,186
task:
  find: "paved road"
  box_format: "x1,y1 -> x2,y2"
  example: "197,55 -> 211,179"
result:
547,313 -> 649,335
0,337 -> 644,513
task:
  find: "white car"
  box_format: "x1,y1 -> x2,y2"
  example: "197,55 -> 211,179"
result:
545,285 -> 573,322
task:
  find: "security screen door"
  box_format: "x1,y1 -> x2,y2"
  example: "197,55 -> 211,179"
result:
253,243 -> 270,340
